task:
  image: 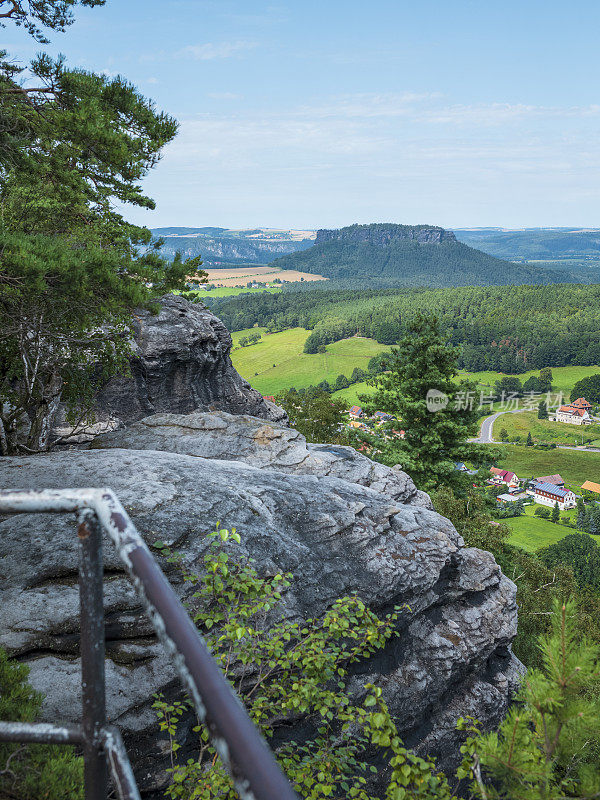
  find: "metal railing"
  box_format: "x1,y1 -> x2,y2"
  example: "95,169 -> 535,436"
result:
0,488 -> 298,800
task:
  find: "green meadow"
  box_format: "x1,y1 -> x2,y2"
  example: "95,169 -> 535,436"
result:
230,328 -> 390,396
497,411 -> 600,447
230,330 -> 600,411
332,364 -> 600,409
496,444 -> 600,489
504,504 -> 594,552
194,286 -> 282,299
459,365 -> 600,401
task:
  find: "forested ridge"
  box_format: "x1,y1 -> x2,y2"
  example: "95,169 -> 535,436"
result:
454,227 -> 600,259
211,283 -> 600,372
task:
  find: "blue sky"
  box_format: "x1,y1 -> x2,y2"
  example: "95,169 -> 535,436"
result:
3,0 -> 600,229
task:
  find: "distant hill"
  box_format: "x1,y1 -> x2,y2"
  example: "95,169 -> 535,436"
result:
270,223 -> 574,287
152,227 -> 314,265
453,227 -> 600,260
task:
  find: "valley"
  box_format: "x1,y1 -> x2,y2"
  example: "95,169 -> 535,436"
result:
6,0 -> 600,793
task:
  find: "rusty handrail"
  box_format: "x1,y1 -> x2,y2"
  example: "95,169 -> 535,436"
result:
0,488 -> 298,800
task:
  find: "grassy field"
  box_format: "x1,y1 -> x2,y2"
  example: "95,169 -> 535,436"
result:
504,503 -> 600,552
504,504 -> 593,552
230,329 -> 390,396
331,381 -> 375,406
497,444 -> 600,489
497,411 -> 600,446
202,286 -> 282,298
460,365 -> 600,402
332,365 -> 600,410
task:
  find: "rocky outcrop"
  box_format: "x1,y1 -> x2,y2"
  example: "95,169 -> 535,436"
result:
315,223 -> 457,247
92,294 -> 286,427
0,412 -> 522,794
92,411 -> 432,507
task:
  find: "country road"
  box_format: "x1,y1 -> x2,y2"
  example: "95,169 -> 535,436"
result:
473,409 -> 525,443
474,410 -> 600,453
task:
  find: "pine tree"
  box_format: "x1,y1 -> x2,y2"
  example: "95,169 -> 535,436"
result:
465,599 -> 600,798
538,366 -> 553,393
363,313 -> 491,489
537,400 -> 548,419
526,431 -> 534,446
0,2 -> 204,454
576,498 -> 588,532
551,501 -> 560,523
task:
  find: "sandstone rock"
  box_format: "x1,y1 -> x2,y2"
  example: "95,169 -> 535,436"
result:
93,411 -> 432,507
315,223 -> 456,247
0,439 -> 522,791
92,294 -> 286,427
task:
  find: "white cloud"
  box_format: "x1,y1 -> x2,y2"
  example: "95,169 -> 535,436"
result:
128,91 -> 600,229
178,41 -> 257,61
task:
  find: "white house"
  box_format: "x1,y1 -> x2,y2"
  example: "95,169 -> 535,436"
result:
555,398 -> 592,425
348,405 -> 364,420
532,481 -> 576,510
490,467 -> 519,487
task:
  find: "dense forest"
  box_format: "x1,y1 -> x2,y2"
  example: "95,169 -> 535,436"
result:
270,223 -> 573,286
211,283 -> 600,372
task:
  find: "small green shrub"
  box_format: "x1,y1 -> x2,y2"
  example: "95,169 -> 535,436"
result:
153,531 -> 600,800
153,527 -> 455,799
0,649 -> 83,800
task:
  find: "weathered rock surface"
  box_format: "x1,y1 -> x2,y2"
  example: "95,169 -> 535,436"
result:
93,411 -> 432,508
92,294 -> 286,427
0,419 -> 522,793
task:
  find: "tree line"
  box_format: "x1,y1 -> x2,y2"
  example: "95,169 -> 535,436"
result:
211,283 -> 600,372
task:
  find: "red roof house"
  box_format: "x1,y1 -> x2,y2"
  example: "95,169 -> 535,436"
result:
490,467 -> 519,486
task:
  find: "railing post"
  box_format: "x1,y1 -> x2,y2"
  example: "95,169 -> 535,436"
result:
78,509 -> 108,800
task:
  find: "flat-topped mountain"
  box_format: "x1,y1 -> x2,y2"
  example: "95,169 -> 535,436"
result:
316,222 -> 456,246
270,223 -> 574,287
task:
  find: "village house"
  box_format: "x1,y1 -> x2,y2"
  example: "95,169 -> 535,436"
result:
532,481 -> 576,510
497,492 -> 524,503
348,405 -> 364,420
555,397 -> 593,425
572,397 -> 593,413
535,473 -> 564,487
372,411 -> 393,423
582,480 -> 600,495
349,420 -> 369,432
490,467 -> 520,487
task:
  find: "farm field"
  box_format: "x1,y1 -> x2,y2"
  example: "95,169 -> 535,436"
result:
496,445 -> 600,490
204,265 -> 326,287
497,411 -> 600,447
230,328 -> 390,396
